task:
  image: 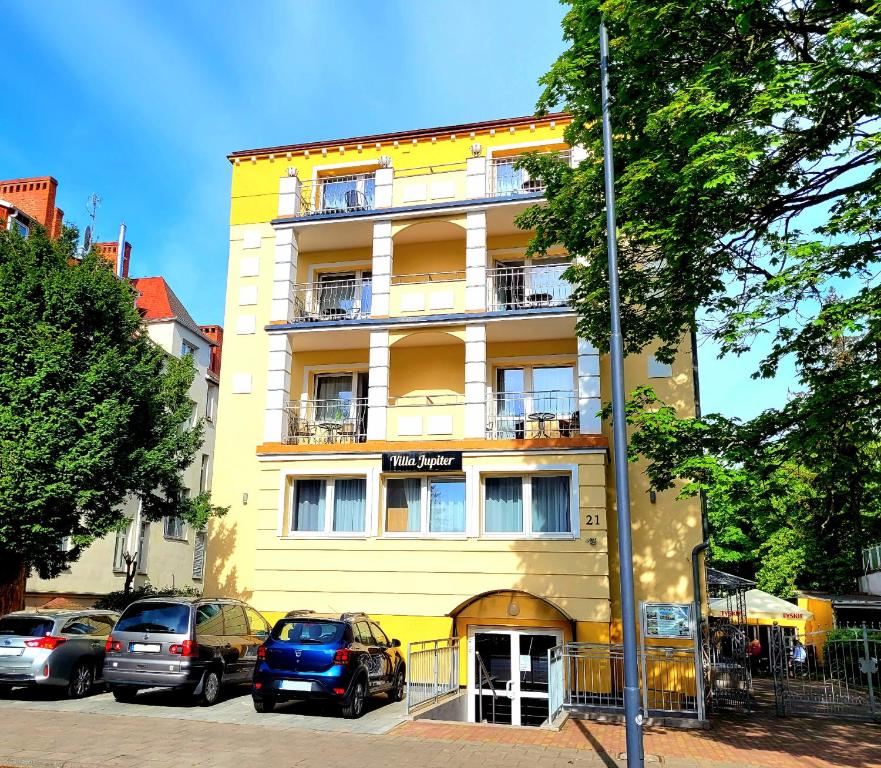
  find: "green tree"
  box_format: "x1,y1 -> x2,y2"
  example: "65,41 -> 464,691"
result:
521,0 -> 881,592
0,225 -> 225,614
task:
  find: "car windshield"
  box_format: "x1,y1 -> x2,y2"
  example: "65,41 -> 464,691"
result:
0,617 -> 54,637
273,620 -> 345,644
115,602 -> 190,634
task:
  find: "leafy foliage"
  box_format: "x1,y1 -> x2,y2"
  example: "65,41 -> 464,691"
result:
93,584 -> 202,613
526,0 -> 881,594
0,225 -> 225,585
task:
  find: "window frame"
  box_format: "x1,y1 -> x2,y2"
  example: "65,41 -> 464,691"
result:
163,515 -> 188,542
192,530 -> 207,580
112,524 -> 131,573
287,475 -> 371,538
481,471 -> 577,540
181,340 -> 198,358
382,474 -> 468,540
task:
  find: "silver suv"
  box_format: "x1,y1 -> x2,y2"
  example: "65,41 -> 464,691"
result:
0,609 -> 120,698
103,597 -> 270,706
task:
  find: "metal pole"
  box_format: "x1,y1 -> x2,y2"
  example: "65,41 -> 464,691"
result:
600,20 -> 644,768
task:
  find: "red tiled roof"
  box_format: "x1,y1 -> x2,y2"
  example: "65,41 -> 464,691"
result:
131,277 -> 210,343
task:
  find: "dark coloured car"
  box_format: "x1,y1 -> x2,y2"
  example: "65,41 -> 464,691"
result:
252,611 -> 405,718
103,597 -> 270,706
0,609 -> 119,698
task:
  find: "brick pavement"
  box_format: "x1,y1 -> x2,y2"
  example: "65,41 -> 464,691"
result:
0,703 -> 878,768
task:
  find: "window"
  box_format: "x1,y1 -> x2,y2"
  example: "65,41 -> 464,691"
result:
192,530 -> 207,580
181,340 -> 197,358
355,621 -> 375,645
136,520 -> 150,574
163,515 -> 187,541
315,270 -> 372,318
221,604 -> 248,636
384,476 -> 466,536
199,454 -> 210,494
205,385 -> 218,422
245,607 -> 270,638
290,477 -> 367,535
370,622 -> 390,646
491,254 -> 570,309
648,355 -> 673,378
492,364 -> 575,438
116,602 -> 190,634
62,615 -> 114,637
11,218 -> 29,238
274,619 -> 345,643
196,603 -> 223,635
484,474 -> 572,536
112,524 -> 130,572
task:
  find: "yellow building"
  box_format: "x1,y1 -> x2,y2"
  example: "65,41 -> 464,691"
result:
207,113 -> 703,726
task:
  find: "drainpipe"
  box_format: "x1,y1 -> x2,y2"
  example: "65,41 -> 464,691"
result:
692,540 -> 709,720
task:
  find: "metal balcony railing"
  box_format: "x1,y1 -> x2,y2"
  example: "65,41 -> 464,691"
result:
486,263 -> 572,311
284,398 -> 368,445
290,277 -> 373,322
487,150 -> 572,197
298,173 -> 376,216
486,390 -> 579,439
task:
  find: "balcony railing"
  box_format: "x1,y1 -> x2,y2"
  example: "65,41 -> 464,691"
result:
298,173 -> 376,216
290,277 -> 373,322
284,398 -> 368,445
486,390 -> 579,439
487,150 -> 572,197
486,263 -> 573,311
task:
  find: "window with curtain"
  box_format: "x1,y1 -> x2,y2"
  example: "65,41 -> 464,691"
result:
484,474 -> 572,536
293,479 -> 325,532
385,478 -> 421,533
429,478 -> 465,533
333,478 -> 366,533
315,374 -> 353,422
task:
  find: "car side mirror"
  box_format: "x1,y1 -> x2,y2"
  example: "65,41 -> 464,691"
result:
391,638 -> 401,648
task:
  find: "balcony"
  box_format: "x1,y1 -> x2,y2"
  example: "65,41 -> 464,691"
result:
486,390 -> 580,440
487,150 -> 572,198
298,173 -> 376,216
284,398 -> 368,445
486,262 -> 572,312
289,276 -> 373,322
387,394 -> 464,441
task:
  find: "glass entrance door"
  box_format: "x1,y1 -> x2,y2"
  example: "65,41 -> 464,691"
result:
469,627 -> 563,727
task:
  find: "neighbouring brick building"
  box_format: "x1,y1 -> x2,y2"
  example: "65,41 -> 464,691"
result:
0,176 -> 64,239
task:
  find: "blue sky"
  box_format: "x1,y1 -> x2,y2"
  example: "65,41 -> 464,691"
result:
2,0 -> 792,420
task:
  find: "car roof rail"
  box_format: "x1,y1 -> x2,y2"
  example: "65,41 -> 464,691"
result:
339,611 -> 369,621
284,609 -> 317,617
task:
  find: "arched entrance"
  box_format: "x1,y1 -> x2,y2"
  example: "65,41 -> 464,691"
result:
449,590 -> 573,726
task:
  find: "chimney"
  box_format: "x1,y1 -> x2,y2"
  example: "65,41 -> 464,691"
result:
93,241 -> 131,277
0,176 -> 64,237
199,325 -> 224,376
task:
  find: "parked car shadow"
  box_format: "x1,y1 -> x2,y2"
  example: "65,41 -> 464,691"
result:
0,683 -> 106,701
114,683 -> 253,708
271,691 -> 396,719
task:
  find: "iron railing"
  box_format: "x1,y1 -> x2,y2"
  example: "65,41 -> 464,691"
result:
486,263 -> 572,312
289,277 -> 373,322
487,390 -> 579,439
864,544 -> 881,573
407,637 -> 461,713
284,398 -> 368,445
298,173 -> 376,216
487,150 -> 572,197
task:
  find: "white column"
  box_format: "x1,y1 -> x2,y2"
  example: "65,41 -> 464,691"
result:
466,155 -> 487,199
465,210 -> 487,312
367,330 -> 390,441
374,165 -> 394,209
272,227 -> 298,322
570,144 -> 588,168
464,324 -> 487,438
264,333 -> 292,443
371,220 -> 393,317
278,173 -> 302,217
577,338 -> 601,434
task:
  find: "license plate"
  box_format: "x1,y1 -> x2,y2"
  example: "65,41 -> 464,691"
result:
130,643 -> 161,653
0,647 -> 22,656
279,680 -> 312,692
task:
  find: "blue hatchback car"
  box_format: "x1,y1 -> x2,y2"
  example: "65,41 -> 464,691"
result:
252,611 -> 405,718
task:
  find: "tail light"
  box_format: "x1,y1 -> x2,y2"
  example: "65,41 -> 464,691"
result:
169,640 -> 198,657
333,648 -> 352,665
257,645 -> 266,660
105,636 -> 122,652
24,636 -> 66,650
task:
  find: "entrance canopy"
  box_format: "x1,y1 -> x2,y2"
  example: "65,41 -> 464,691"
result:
709,589 -> 814,622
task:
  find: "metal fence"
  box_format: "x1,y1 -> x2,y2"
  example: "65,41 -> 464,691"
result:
486,263 -> 572,312
771,623 -> 880,721
290,277 -> 373,322
298,173 -> 376,215
486,390 -> 579,439
407,637 -> 461,713
487,150 -> 572,197
284,398 -> 368,445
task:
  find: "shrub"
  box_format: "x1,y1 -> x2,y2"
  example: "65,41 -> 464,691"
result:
94,584 -> 201,612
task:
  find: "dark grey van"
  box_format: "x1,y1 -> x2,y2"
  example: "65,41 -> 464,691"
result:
103,597 -> 270,706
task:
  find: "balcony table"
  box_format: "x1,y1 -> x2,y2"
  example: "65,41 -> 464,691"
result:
317,421 -> 343,443
527,412 -> 556,439
526,292 -> 553,306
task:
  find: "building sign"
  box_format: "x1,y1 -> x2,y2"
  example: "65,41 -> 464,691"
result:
382,451 -> 462,472
642,602 -> 694,639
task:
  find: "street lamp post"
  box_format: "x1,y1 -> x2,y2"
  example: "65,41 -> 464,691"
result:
599,20 -> 644,768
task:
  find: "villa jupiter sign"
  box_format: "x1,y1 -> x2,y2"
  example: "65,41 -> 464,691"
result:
382,451 -> 462,472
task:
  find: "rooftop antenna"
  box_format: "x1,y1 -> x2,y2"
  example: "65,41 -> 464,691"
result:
82,193 -> 101,255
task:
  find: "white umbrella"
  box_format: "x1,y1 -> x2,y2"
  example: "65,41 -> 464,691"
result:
709,589 -> 814,621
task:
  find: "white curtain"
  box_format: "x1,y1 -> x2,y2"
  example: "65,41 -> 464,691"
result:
429,478 -> 465,533
387,478 -> 421,532
294,479 -> 325,531
333,478 -> 366,533
485,477 -> 523,532
532,476 -> 570,533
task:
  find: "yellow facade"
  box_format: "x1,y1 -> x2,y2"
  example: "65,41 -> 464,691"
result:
208,113 -> 703,723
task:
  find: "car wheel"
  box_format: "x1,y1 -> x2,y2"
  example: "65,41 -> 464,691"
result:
67,662 -> 93,699
199,669 -> 222,707
390,666 -> 405,702
341,677 -> 366,719
253,695 -> 275,713
111,686 -> 139,703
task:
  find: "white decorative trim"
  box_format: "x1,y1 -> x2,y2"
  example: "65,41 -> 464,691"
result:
236,314 -> 256,335
231,373 -> 252,394
238,285 -> 258,306
239,257 -> 259,278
